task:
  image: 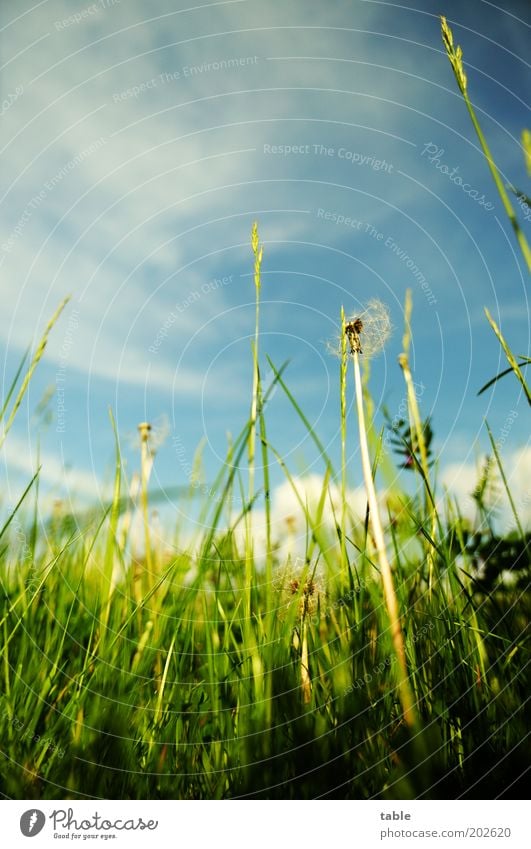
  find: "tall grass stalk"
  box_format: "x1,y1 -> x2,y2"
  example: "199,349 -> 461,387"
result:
245,222 -> 264,632
138,421 -> 154,591
398,290 -> 436,593
258,384 -> 273,628
300,619 -> 311,704
486,421 -> 524,538
347,312 -> 418,730
483,308 -> 531,405
0,296 -> 70,452
340,306 -> 349,578
101,409 -> 122,630
247,222 -> 263,505
398,292 -> 431,482
441,16 -> 531,272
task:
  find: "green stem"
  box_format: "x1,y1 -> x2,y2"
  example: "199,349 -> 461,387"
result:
352,352 -> 417,730
462,94 -> 531,271
340,307 -> 349,579
245,222 -> 263,637
398,290 -> 436,594
441,15 -> 531,272
0,296 -> 70,452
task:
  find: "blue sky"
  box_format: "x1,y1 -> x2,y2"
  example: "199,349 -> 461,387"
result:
1,0 -> 530,530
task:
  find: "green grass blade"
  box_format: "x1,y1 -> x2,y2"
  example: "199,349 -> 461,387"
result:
101,408 -> 122,629
0,296 -> 70,452
486,420 -> 524,538
0,348 -> 29,421
484,308 -> 531,404
0,470 -> 40,543
266,439 -> 337,575
522,129 -> 531,176
508,184 -> 531,210
477,357 -> 530,396
199,363 -> 289,566
266,355 -> 336,476
441,17 -> 531,271
257,369 -> 273,619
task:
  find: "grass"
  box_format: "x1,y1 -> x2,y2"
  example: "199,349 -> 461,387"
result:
441,16 -> 531,273
0,18 -> 529,797
0,249 -> 529,800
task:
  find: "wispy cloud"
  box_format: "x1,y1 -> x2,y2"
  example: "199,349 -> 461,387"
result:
1,0 -> 528,495
1,433 -> 103,505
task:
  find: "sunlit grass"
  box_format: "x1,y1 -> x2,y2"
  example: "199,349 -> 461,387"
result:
0,228 -> 529,800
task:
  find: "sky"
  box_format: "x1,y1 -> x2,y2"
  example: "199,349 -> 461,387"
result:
1,0 -> 530,538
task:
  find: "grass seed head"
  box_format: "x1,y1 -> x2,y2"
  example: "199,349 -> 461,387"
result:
522,129 -> 531,177
441,16 -> 468,94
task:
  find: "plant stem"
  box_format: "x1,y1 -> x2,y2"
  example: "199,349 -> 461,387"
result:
300,619 -> 311,704
484,308 -> 531,405
441,15 -> 531,272
340,307 -> 349,578
352,351 -> 417,729
462,95 -> 531,272
138,422 -> 153,591
398,290 -> 436,595
0,296 -> 70,452
245,223 -> 263,634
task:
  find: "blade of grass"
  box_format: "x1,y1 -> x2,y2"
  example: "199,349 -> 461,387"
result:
0,529 -> 84,651
245,223 -> 264,639
340,306 -> 349,579
0,470 -> 41,543
484,308 -> 531,404
0,296 -> 70,452
352,348 -> 418,731
198,365 -> 288,569
522,129 -> 531,176
257,367 -> 273,622
266,355 -> 335,477
0,348 -> 29,421
486,420 -> 524,538
478,357 -> 530,396
265,439 -> 337,576
101,408 -> 122,630
441,17 -> 531,271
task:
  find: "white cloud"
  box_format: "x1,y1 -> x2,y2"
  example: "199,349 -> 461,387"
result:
0,0 -> 436,340
230,473 -> 368,566
441,446 -> 531,532
1,432 -> 103,507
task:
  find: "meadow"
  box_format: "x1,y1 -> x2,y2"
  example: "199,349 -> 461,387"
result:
0,17 -> 529,800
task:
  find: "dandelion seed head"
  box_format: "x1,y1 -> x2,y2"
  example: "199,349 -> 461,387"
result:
129,415 -> 170,454
328,298 -> 392,360
275,562 -> 324,619
138,421 -> 152,443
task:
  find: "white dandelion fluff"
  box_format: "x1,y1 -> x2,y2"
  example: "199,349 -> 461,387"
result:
328,298 -> 392,359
